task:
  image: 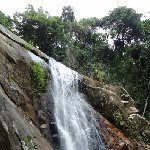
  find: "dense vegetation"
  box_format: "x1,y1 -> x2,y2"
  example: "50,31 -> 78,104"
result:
30,62 -> 48,94
1,5 -> 150,119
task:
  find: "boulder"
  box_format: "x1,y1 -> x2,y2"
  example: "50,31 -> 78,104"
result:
80,75 -> 150,143
80,76 -> 137,119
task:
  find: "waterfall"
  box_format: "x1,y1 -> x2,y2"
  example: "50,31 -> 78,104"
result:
49,58 -> 105,150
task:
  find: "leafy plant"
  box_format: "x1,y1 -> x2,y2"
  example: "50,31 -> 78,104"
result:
113,111 -> 126,126
30,62 -> 48,94
21,136 -> 38,150
95,70 -> 105,81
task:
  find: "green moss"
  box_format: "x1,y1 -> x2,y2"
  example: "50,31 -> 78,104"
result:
30,62 -> 48,94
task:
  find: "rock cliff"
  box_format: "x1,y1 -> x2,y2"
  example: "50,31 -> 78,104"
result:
0,24 -> 53,150
0,24 -> 150,150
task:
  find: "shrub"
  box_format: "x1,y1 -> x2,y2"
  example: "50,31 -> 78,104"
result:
30,62 -> 48,94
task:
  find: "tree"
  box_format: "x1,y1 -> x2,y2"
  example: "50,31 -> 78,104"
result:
101,6 -> 143,56
0,11 -> 12,29
61,5 -> 75,22
13,5 -> 66,61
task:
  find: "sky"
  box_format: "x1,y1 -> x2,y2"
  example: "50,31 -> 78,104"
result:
0,0 -> 150,20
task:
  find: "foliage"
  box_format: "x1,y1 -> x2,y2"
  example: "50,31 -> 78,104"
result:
100,6 -> 143,57
61,5 -> 75,22
101,6 -> 143,42
30,62 -> 47,94
13,5 -> 65,60
0,11 -> 12,29
21,136 -> 38,150
113,111 -> 126,126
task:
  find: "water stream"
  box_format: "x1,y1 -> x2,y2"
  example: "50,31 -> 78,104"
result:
49,58 -> 105,150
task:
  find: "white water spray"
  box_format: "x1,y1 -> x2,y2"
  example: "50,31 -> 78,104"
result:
49,58 -> 105,150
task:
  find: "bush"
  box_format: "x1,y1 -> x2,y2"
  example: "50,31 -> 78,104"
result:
21,136 -> 38,150
30,62 -> 48,94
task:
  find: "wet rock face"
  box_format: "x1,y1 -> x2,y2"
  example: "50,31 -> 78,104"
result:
33,86 -> 55,145
98,115 -> 147,150
96,112 -> 134,150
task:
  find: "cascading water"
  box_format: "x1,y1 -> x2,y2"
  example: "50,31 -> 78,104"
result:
49,58 -> 105,150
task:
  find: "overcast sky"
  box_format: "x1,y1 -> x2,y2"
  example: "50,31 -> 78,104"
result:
0,0 -> 150,20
